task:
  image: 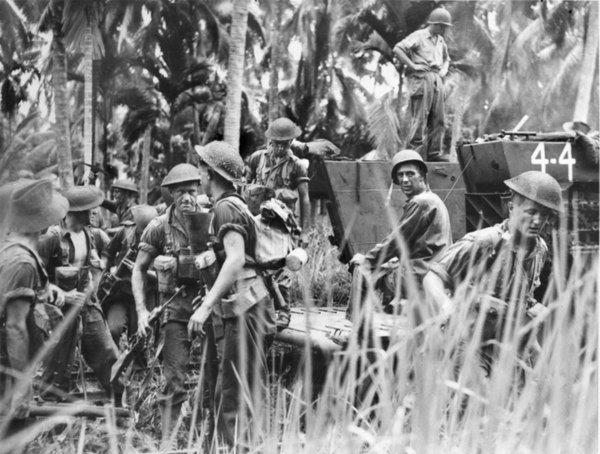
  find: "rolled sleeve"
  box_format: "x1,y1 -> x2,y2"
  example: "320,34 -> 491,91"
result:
1,263 -> 39,307
139,218 -> 164,257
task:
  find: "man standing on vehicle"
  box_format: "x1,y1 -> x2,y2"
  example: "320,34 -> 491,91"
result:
0,179 -> 68,428
189,141 -> 277,447
132,163 -> 205,441
351,149 -> 452,314
423,171 -> 563,376
393,8 -> 452,162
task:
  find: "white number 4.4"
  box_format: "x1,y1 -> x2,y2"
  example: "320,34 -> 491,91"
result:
530,142 -> 575,181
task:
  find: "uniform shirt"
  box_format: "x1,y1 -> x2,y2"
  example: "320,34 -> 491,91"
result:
104,222 -> 138,270
139,205 -> 199,323
429,220 -> 547,302
245,147 -> 309,191
210,192 -> 276,330
365,190 -> 452,282
38,225 -> 102,289
0,239 -> 48,314
395,28 -> 449,75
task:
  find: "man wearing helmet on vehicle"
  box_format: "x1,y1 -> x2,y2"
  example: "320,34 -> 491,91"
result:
132,163 -> 204,440
393,7 -> 452,162
189,141 -> 276,447
351,149 -> 452,314
423,170 -> 563,376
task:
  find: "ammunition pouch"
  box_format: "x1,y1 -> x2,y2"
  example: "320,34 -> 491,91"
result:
154,255 -> 178,293
177,247 -> 202,283
55,266 -> 89,292
216,268 -> 270,319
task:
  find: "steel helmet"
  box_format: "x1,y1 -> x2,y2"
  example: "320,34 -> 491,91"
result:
427,8 -> 452,27
391,149 -> 428,184
504,171 -> 564,213
265,118 -> 302,141
194,141 -> 244,183
112,179 -> 139,193
131,204 -> 158,231
161,163 -> 201,187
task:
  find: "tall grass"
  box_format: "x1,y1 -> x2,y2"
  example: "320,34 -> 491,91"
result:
1,215 -> 597,454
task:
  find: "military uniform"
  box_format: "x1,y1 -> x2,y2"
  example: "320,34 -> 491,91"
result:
138,205 -> 203,412
0,240 -> 48,418
102,222 -> 157,343
364,189 -> 452,303
394,27 -> 449,160
206,191 -> 276,446
429,220 -> 547,375
37,225 -> 121,396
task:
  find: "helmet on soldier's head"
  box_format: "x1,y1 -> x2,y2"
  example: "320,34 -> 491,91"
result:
391,150 -> 428,184
131,205 -> 158,232
194,141 -> 244,183
161,163 -> 201,187
427,8 -> 452,27
112,179 -> 138,194
265,118 -> 302,141
504,171 -> 564,213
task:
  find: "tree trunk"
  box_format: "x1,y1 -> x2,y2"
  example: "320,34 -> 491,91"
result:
573,1 -> 599,123
139,127 -> 151,204
268,1 -> 284,122
52,0 -> 74,190
82,23 -> 94,183
223,0 -> 249,151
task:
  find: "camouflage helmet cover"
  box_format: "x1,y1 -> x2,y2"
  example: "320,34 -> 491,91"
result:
265,118 -> 302,141
391,149 -> 428,184
161,163 -> 201,187
194,141 -> 244,183
504,171 -> 564,213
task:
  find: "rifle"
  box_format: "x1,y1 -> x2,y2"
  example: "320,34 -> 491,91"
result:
98,247 -> 157,306
110,285 -> 186,387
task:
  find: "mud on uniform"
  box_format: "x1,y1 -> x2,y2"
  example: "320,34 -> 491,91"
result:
0,240 -> 49,418
394,28 -> 449,160
364,189 -> 452,304
429,220 -> 547,375
205,191 -> 276,446
37,225 -> 121,396
138,205 -> 203,411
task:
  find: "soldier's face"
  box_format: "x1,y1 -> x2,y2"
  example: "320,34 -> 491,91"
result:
271,139 -> 292,158
112,188 -> 124,203
395,164 -> 426,198
171,183 -> 198,214
509,197 -> 552,240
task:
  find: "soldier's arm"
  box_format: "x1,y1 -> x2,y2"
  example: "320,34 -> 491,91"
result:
422,271 -> 454,323
297,181 -> 311,231
132,249 -> 155,335
440,41 -> 450,77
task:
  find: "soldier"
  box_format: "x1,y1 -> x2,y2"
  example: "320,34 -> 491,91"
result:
101,205 -> 158,344
37,185 -> 122,403
245,117 -> 313,329
0,179 -> 68,426
101,179 -> 139,226
351,150 -> 452,314
423,171 -> 563,376
189,141 -> 277,447
245,117 -> 312,230
393,8 -> 452,161
132,163 -> 205,440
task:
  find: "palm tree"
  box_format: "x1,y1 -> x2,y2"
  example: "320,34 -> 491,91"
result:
223,0 -> 250,150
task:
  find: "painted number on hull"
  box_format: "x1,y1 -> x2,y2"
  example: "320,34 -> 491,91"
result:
531,142 -> 575,181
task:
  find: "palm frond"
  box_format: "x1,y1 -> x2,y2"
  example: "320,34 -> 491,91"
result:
542,39 -> 583,106
366,93 -> 401,158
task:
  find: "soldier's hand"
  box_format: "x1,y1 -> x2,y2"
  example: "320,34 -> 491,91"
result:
137,307 -> 151,337
64,290 -> 86,306
49,284 -> 65,308
187,303 -> 213,339
305,139 -> 340,158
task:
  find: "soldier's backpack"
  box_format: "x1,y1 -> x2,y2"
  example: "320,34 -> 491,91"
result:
253,198 -> 300,269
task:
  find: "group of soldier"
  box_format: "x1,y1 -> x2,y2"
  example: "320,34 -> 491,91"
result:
0,7 -> 569,446
0,117 -> 339,448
